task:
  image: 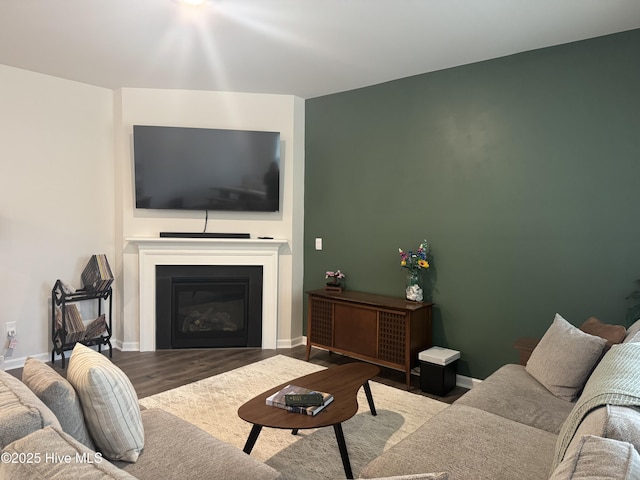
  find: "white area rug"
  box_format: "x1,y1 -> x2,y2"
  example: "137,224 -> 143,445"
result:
139,355 -> 448,479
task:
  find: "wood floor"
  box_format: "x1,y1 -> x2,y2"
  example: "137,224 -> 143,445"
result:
9,346 -> 467,404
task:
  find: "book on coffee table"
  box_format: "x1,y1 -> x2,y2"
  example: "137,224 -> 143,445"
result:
266,384 -> 334,416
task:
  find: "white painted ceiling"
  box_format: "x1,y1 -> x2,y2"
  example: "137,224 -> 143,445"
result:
1,0 -> 639,99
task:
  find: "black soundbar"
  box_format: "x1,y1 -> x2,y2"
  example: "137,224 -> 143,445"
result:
159,232 -> 251,239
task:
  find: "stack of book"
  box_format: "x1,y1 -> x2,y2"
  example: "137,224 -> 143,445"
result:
55,304 -> 85,343
83,314 -> 107,340
55,307 -> 107,344
81,254 -> 114,292
266,384 -> 334,416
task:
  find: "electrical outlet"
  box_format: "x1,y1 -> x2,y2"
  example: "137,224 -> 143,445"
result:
6,322 -> 16,337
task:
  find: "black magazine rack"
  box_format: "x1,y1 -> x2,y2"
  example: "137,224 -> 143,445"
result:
51,279 -> 113,368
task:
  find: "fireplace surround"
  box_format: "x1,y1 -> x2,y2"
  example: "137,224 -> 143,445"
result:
128,237 -> 286,351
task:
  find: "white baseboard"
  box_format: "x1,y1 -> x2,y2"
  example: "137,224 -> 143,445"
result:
455,374 -> 482,390
277,336 -> 306,349
1,352 -> 50,371
119,341 -> 139,351
2,343 -> 118,372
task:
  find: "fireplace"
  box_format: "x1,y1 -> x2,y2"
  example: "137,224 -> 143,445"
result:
156,265 -> 263,349
128,237 -> 284,351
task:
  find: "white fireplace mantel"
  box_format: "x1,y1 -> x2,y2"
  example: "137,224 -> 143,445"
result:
127,237 -> 287,351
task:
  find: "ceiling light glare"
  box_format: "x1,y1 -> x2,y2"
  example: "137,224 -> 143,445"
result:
178,0 -> 207,6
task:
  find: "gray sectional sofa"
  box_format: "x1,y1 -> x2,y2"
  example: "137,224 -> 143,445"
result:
0,343 -> 439,480
3,314 -> 640,480
360,314 -> 640,480
0,343 -> 281,480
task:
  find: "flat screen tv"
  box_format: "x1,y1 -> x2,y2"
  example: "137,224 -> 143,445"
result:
133,125 -> 281,212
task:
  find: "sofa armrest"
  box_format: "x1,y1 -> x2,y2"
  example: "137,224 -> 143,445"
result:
0,369 -> 61,449
1,426 -> 135,479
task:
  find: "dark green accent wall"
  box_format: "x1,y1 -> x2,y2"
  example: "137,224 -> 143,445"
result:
304,29 -> 640,379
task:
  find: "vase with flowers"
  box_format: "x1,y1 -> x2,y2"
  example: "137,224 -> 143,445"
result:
398,239 -> 432,301
325,270 -> 346,292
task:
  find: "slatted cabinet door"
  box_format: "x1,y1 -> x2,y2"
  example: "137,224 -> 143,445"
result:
377,309 -> 408,366
308,296 -> 333,347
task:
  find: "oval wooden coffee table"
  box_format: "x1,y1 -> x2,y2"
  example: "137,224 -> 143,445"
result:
237,362 -> 380,479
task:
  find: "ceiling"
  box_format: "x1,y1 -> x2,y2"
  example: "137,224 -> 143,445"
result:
1,1 -> 639,99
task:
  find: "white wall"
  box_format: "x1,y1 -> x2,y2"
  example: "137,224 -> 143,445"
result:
114,88 -> 305,350
0,65 -> 115,369
0,69 -> 305,368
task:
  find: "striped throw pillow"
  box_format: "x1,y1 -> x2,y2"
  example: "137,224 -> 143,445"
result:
67,343 -> 144,462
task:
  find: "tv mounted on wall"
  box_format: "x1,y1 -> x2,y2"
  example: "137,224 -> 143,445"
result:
133,125 -> 281,212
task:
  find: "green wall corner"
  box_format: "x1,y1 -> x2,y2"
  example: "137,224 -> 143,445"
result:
304,29 -> 640,379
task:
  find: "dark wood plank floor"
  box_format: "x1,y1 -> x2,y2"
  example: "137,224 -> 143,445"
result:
8,346 -> 467,404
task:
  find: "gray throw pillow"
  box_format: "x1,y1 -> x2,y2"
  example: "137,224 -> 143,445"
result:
550,435 -> 640,479
21,357 -> 94,449
526,313 -> 606,401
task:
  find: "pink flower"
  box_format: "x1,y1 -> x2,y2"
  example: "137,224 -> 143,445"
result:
325,270 -> 345,279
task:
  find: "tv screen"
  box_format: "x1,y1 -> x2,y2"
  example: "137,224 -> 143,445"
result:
133,125 -> 281,212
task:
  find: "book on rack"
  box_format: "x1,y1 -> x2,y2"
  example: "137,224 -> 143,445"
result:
57,279 -> 76,295
55,304 -> 86,343
84,314 -> 107,340
265,384 -> 334,416
81,254 -> 114,292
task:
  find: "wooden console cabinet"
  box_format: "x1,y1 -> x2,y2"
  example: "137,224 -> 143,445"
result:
513,337 -> 540,366
306,289 -> 433,389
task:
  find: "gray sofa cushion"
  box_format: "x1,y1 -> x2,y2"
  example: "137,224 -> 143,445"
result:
0,425 -> 136,479
114,408 -> 281,480
0,369 -> 61,449
455,364 -> 574,434
526,313 -> 606,402
21,357 -> 95,449
549,435 -> 640,479
565,405 -> 640,457
360,404 -> 557,480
